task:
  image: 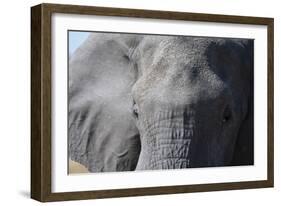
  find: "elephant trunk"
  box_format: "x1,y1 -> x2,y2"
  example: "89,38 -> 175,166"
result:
136,110 -> 196,170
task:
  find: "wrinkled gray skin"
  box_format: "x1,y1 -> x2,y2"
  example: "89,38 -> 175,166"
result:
69,33 -> 253,172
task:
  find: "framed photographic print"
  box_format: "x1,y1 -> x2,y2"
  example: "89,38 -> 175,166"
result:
31,3 -> 274,202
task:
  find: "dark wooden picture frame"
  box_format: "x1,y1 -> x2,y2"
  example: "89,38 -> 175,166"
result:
31,3 -> 274,202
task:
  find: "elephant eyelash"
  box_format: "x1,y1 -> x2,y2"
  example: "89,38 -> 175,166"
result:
222,106 -> 232,123
123,54 -> 130,61
132,101 -> 139,118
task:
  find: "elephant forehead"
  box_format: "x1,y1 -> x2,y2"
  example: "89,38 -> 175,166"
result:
134,41 -> 226,102
141,38 -> 220,81
142,37 -> 209,64
134,71 -> 226,110
132,36 -> 251,108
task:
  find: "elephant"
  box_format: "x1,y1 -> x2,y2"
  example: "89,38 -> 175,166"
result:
68,32 -> 253,172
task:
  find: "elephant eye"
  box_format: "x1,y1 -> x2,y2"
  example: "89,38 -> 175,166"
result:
123,54 -> 130,61
222,106 -> 232,123
132,101 -> 139,119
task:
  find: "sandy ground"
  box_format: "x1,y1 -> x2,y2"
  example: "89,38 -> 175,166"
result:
69,159 -> 89,174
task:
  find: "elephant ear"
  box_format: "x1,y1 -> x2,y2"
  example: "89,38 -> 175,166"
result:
68,33 -> 142,172
230,39 -> 254,165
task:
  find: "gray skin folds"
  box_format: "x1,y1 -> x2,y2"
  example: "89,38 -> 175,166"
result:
69,33 -> 253,172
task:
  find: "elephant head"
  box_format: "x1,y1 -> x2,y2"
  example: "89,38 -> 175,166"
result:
69,33 -> 253,172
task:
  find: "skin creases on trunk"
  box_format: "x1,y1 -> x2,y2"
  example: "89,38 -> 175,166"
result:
136,110 -> 195,170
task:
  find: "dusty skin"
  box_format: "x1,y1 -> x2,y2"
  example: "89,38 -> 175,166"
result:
69,33 -> 254,172
69,159 -> 89,174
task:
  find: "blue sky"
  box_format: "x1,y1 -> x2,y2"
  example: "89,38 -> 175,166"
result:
68,31 -> 90,55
